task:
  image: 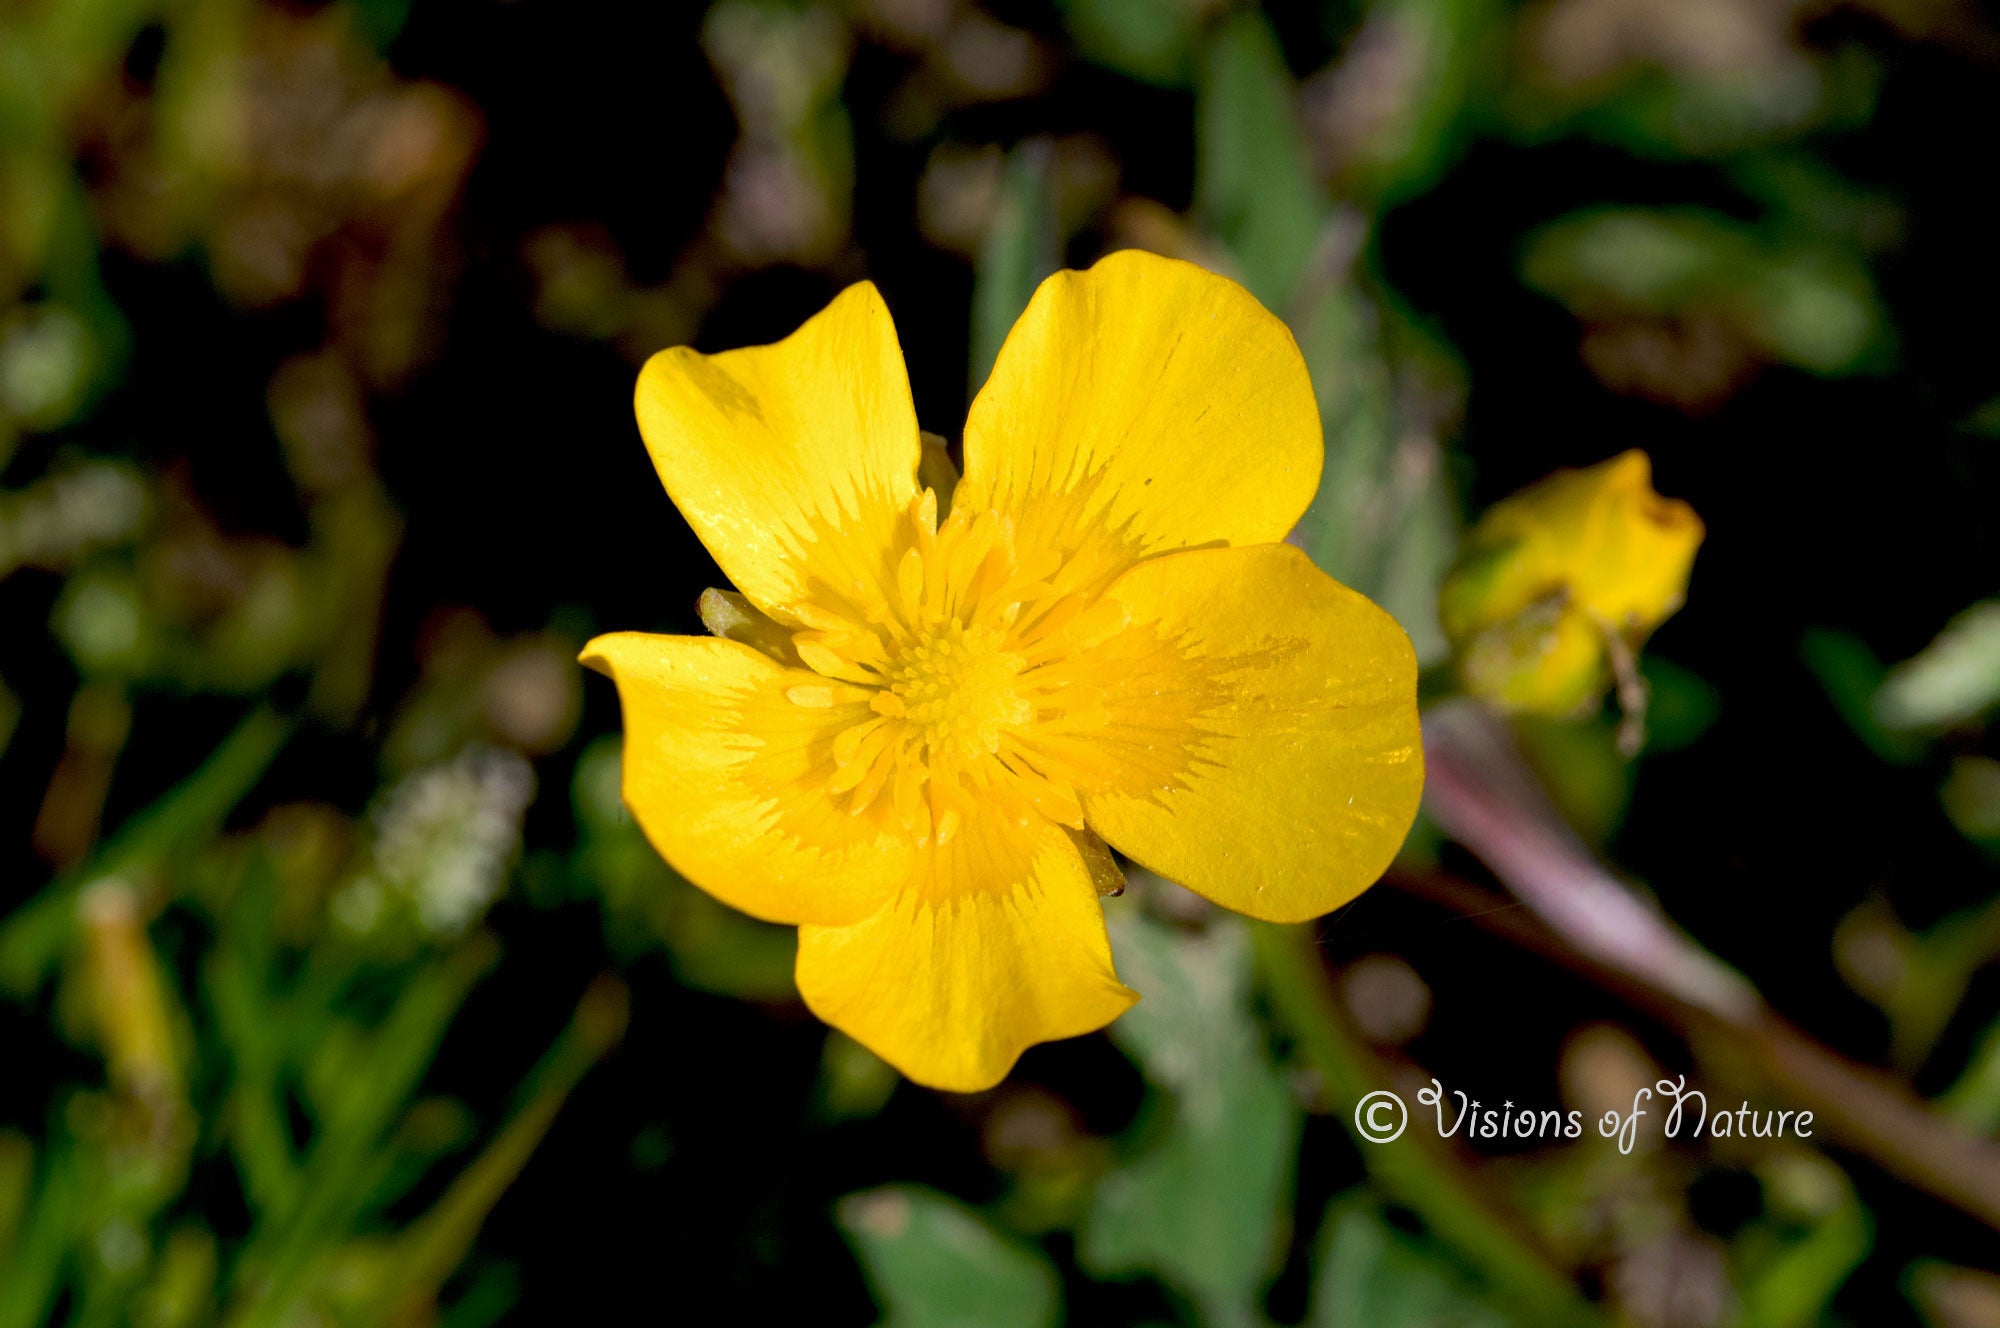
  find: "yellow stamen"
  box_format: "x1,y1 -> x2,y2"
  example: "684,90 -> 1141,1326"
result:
780,489 -> 1121,843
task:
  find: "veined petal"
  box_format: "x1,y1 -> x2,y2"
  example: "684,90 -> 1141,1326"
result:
957,250 -> 1322,594
580,631 -> 913,927
634,282 -> 921,621
795,810 -> 1138,1092
1080,544 -> 1423,924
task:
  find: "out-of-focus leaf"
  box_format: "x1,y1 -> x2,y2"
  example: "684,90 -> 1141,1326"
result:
1322,0 -> 1496,206
303,486 -> 401,723
1940,1014 -> 2000,1135
1288,277 -> 1461,665
436,1265 -> 519,1328
1196,11 -> 1326,311
53,564 -> 157,678
350,0 -> 413,50
0,706 -> 292,996
1874,601 -> 2000,733
0,1134 -> 28,1256
1523,208 -> 1889,376
1733,1156 -> 1871,1328
661,890 -> 798,999
838,1186 -> 1060,1328
204,865 -> 306,1217
0,303 -> 96,431
1504,26 -> 1880,160
133,1226 -> 217,1328
970,141 -> 1059,397
232,938 -> 499,1327
0,175 -> 130,425
1731,153 -> 1902,255
1058,0 -> 1198,87
1963,395 -> 2000,439
344,978 -> 628,1325
1081,908 -> 1298,1323
0,1139 -> 80,1328
1834,896 -> 2000,1070
1942,757 -> 2000,848
1310,1195 -> 1512,1328
1,459 -> 149,586
817,1032 -> 900,1122
1799,628 -> 1924,764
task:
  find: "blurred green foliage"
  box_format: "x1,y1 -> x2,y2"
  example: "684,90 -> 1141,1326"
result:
1082,912 -> 1298,1326
840,1186 -> 1062,1328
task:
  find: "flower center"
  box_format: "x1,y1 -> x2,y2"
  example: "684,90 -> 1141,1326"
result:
887,620 -> 1032,763
782,488 -> 1129,846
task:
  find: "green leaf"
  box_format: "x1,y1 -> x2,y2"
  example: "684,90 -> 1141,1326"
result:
1942,756 -> 2000,848
350,0 -> 414,50
0,1137 -> 81,1328
1196,12 -> 1327,312
1287,281 -> 1462,665
1732,1158 -> 1871,1328
1962,394 -> 2000,438
1799,628 -> 1924,764
971,142 -> 1060,397
1335,0 -> 1496,206
1940,1011 -> 2000,1134
232,938 -> 500,1328
351,979 -> 628,1323
838,1186 -> 1060,1328
1311,1195 -> 1512,1328
1058,0 -> 1199,86
816,1032 -> 900,1122
0,705 -> 293,996
1504,49 -> 1881,161
1521,207 -> 1889,376
1874,600 -> 2000,733
1081,909 -> 1299,1323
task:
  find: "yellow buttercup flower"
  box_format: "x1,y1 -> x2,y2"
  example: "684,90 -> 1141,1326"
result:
582,251 -> 1423,1091
1440,450 -> 1703,718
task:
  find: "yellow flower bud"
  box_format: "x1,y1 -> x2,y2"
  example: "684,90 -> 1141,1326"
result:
1440,450 -> 1703,717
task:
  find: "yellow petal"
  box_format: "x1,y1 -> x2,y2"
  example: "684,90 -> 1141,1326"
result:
580,631 -> 913,927
1079,544 -> 1424,924
634,282 -> 921,621
794,810 -> 1138,1092
957,250 -> 1322,594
